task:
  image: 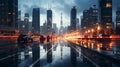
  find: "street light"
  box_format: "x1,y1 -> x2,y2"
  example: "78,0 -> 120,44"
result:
91,29 -> 94,33
97,26 -> 101,36
88,30 -> 90,33
85,31 -> 88,34
97,26 -> 101,31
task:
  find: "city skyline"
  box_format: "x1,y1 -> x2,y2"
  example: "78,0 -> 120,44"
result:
19,0 -> 120,28
1,0 -> 120,67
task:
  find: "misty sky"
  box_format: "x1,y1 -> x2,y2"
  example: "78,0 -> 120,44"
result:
18,0 -> 120,28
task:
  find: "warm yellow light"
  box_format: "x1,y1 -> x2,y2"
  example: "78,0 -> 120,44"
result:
91,29 -> 94,32
88,30 -> 90,33
97,26 -> 101,30
106,3 -> 112,8
85,31 -> 88,34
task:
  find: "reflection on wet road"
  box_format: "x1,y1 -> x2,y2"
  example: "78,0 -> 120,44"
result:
0,39 -> 120,67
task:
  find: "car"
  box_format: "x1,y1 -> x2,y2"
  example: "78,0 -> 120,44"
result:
17,34 -> 33,43
99,34 -> 110,38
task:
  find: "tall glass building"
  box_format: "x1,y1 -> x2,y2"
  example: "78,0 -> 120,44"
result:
99,0 -> 112,34
70,6 -> 77,31
47,9 -> 52,35
0,0 -> 18,29
32,8 -> 40,34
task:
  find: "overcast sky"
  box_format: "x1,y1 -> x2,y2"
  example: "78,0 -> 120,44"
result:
18,0 -> 120,28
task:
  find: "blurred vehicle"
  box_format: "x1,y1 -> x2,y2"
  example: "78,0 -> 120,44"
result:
40,35 -> 46,43
84,35 -> 88,38
17,34 -> 33,43
99,34 -> 110,38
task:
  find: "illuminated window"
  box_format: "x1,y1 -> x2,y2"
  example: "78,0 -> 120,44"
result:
106,3 -> 112,8
117,23 -> 120,25
83,27 -> 86,29
13,12 -> 15,15
7,19 -> 11,22
106,26 -> 110,29
8,13 -> 11,15
106,23 -> 111,25
22,25 -> 25,28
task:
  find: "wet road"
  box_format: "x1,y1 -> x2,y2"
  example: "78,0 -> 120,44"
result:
0,39 -> 120,67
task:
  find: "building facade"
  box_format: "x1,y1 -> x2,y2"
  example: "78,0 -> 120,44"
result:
70,6 -> 77,31
59,13 -> 64,35
32,8 -> 40,34
0,0 -> 18,35
99,0 -> 112,34
40,21 -> 47,35
76,18 -> 80,31
116,7 -> 120,34
47,9 -> 52,35
81,5 -> 98,32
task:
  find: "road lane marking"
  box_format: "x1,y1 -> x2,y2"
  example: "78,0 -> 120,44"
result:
68,42 -> 99,67
29,44 -> 56,67
0,49 -> 28,61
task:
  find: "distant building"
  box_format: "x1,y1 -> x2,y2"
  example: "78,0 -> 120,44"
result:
59,13 -> 64,35
0,0 -> 18,35
40,21 -> 47,35
18,11 -> 21,31
67,25 -> 71,33
70,6 -> 77,31
18,21 -> 26,33
99,0 -> 113,34
116,7 -> 120,34
28,22 -> 32,33
24,13 -> 29,32
18,13 -> 32,33
47,9 -> 52,35
24,13 -> 29,22
18,11 -> 21,22
76,18 -> 80,31
52,23 -> 58,34
32,8 -> 40,34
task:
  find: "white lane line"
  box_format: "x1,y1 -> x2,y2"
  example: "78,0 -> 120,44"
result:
0,49 -> 27,61
0,54 -> 16,61
29,44 -> 55,67
68,43 -> 99,67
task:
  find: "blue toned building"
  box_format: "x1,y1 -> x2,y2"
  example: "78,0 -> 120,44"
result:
70,6 -> 77,32
47,9 -> 52,35
0,0 -> 18,35
32,8 -> 40,34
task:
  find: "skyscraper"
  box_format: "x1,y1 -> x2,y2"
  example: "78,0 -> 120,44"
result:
24,13 -> 29,32
59,13 -> 64,35
47,9 -> 52,35
81,9 -> 89,32
19,13 -> 30,33
60,13 -> 63,28
76,18 -> 80,31
53,23 -> 58,34
116,7 -> 120,34
40,21 -> 47,35
32,8 -> 40,34
24,13 -> 29,22
89,5 -> 98,27
81,5 -> 98,32
18,11 -> 21,31
99,0 -> 112,34
70,6 -> 77,31
0,0 -> 18,29
18,11 -> 21,22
